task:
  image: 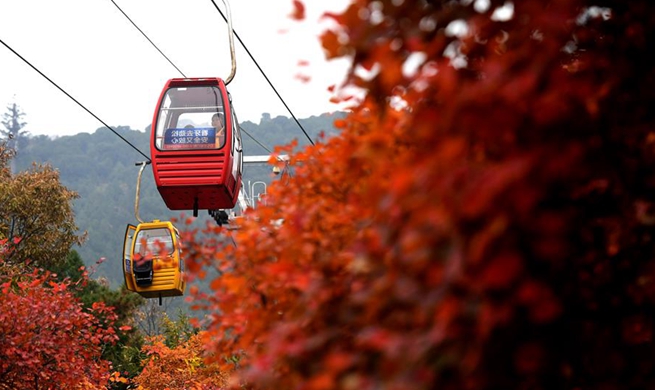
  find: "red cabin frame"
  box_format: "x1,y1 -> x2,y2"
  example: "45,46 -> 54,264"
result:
150,78 -> 243,215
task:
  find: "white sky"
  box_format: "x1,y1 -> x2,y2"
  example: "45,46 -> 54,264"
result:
0,0 -> 352,138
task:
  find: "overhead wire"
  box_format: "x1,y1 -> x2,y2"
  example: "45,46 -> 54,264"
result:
108,0 -> 187,78
209,0 -> 316,146
0,38 -> 152,163
240,126 -> 272,154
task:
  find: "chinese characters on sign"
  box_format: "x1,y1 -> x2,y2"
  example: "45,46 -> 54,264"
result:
163,127 -> 217,149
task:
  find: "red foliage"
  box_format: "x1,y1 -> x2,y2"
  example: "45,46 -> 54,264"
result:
132,333 -> 228,389
0,269 -> 120,389
184,1 -> 655,389
289,0 -> 305,21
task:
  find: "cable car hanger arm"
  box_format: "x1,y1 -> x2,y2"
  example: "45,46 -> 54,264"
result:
134,161 -> 150,224
215,0 -> 237,85
209,0 -> 314,145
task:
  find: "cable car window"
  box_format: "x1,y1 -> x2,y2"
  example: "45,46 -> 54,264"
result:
231,103 -> 242,180
134,227 -> 174,257
123,225 -> 136,276
176,231 -> 184,272
154,86 -> 226,151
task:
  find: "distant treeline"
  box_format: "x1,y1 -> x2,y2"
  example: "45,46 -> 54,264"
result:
13,112 -> 345,287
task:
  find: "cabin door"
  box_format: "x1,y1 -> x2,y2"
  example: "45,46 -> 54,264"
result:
122,224 -> 137,291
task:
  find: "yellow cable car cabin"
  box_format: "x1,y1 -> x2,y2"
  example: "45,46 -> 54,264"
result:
122,220 -> 185,300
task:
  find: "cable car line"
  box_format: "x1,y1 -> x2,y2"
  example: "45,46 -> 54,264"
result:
240,126 -> 272,154
108,0 -> 187,78
0,37 -> 152,163
209,0 -> 315,146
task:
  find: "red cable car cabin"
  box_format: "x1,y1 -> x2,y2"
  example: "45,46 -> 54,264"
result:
150,78 -> 243,216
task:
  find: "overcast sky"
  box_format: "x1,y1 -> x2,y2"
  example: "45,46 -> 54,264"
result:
0,0 -> 351,138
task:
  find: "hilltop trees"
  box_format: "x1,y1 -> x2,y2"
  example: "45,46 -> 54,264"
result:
184,1 -> 655,389
0,139 -> 85,268
1,102 -> 28,174
0,101 -> 28,141
0,139 -> 13,179
0,159 -> 84,268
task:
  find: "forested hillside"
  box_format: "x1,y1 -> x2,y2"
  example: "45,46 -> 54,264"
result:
12,112 -> 344,288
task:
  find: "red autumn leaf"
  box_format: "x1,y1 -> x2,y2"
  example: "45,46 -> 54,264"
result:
480,252 -> 523,290
320,30 -> 341,59
289,0 -> 305,20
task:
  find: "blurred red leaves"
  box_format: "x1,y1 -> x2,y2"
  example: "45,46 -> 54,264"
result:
181,0 -> 655,389
289,0 -> 305,21
479,252 -> 523,290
